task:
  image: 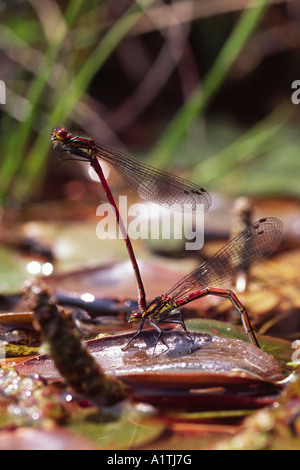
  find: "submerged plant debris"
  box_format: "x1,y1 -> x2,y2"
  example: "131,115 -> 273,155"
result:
22,279 -> 125,404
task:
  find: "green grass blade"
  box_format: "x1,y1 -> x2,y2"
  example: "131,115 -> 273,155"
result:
194,102 -> 295,185
0,0 -> 87,202
1,0 -> 156,202
148,0 -> 271,169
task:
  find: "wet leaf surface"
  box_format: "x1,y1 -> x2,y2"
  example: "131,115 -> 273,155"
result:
0,426 -> 98,450
14,327 -> 285,422
0,409 -> 165,450
185,319 -> 292,367
17,329 -> 283,387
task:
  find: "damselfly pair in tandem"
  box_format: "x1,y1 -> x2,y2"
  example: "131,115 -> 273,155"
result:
51,128 -> 283,351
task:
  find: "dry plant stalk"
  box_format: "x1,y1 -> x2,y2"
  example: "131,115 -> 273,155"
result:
23,280 -> 125,405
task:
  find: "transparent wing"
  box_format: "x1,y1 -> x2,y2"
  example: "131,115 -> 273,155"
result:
96,144 -> 211,213
166,217 -> 283,299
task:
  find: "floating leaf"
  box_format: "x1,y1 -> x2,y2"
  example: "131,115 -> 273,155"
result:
185,318 -> 292,366
0,427 -> 97,450
0,312 -> 34,325
0,312 -> 40,358
68,410 -> 165,450
0,247 -> 30,295
17,329 -> 283,410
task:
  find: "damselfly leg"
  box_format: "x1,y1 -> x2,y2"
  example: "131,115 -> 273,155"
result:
125,217 -> 283,351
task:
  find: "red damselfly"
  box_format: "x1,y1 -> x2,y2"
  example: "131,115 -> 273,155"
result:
50,128 -> 211,312
125,217 -> 283,350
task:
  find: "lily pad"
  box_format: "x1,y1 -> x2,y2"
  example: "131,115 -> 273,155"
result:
0,426 -> 98,450
0,312 -> 34,325
0,312 -> 40,358
17,329 -> 282,386
68,410 -> 165,450
0,247 -> 30,295
185,318 -> 292,366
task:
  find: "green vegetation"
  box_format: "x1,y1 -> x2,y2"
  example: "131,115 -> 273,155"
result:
0,0 -> 297,205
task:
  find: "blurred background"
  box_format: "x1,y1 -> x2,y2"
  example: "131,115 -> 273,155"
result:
0,0 -> 299,210
1,0 -> 300,301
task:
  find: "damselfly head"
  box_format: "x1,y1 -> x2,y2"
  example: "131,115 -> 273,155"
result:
50,128 -> 72,160
50,128 -> 94,162
128,311 -> 142,323
51,128 -> 69,142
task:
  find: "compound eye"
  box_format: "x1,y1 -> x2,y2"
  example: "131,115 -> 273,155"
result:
56,129 -> 68,138
129,311 -> 142,323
